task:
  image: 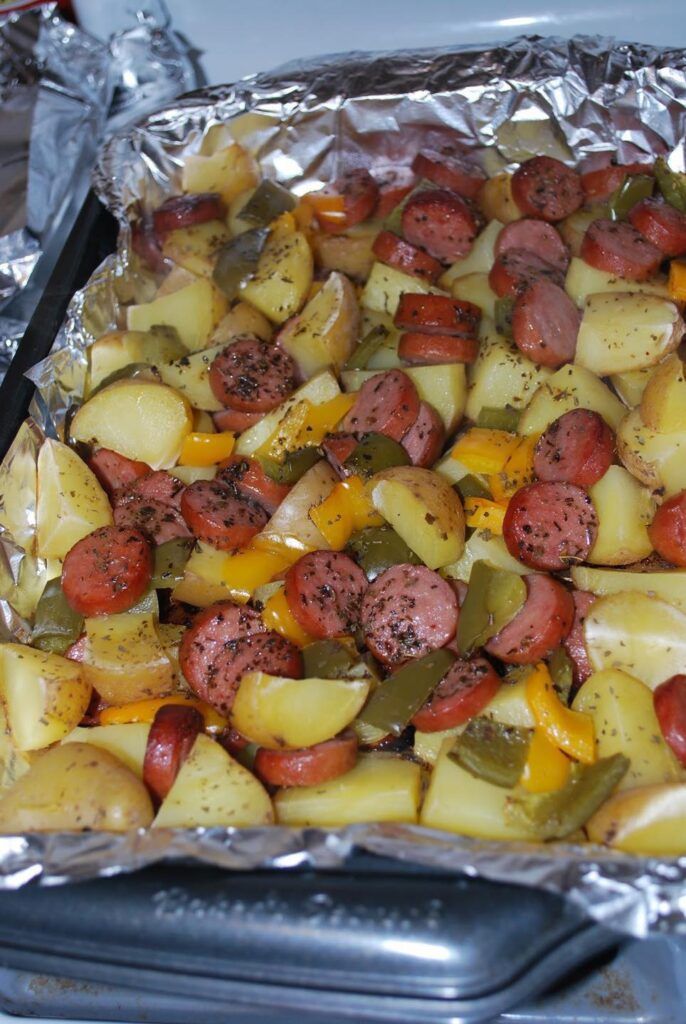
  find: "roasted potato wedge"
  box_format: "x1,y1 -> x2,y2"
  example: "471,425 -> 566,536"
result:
368,466 -> 465,570
127,279 -> 228,351
82,613 -> 176,705
275,753 -> 421,826
466,323 -> 552,423
63,723 -> 151,778
36,439 -> 113,560
70,379 -> 193,471
0,743 -> 154,832
240,227 -> 313,324
571,565 -> 686,613
586,783 -> 686,854
565,256 -> 670,307
312,223 -> 378,281
575,292 -> 683,375
234,369 -> 340,456
518,363 -> 625,436
640,353 -> 686,432
160,219 -> 230,278
153,733 -> 273,827
610,366 -> 652,409
278,271 -> 360,377
451,272 -> 498,320
588,466 -> 655,566
181,142 -> 259,206
255,460 -> 339,554
441,527 -> 532,583
360,261 -> 439,316
616,408 -> 686,497
87,329 -> 187,394
208,300 -> 273,344
478,173 -> 521,224
156,343 -> 225,412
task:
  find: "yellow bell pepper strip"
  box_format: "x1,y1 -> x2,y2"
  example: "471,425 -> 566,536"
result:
520,728 -> 571,793
525,662 -> 596,765
451,428 -> 520,475
489,435 -> 538,503
99,695 -> 226,730
463,497 -> 508,533
262,588 -> 315,647
309,475 -> 384,550
258,394 -> 356,463
219,546 -> 294,603
669,260 -> 686,302
178,431 -> 235,467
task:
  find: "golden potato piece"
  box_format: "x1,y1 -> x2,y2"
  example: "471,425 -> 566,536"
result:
278,271 -> 360,377
565,256 -> 669,307
255,460 -> 338,554
616,408 -> 686,497
127,278 -> 228,352
587,466 -> 655,566
0,705 -> 31,794
0,643 -> 91,752
610,367 -> 652,409
368,466 -> 465,570
275,753 -> 421,827
82,613 -> 175,705
341,365 -> 466,434
153,734 -> 273,828
575,292 -> 683,376
466,323 -> 552,424
208,301 -> 273,344
360,261 -> 437,316
441,526 -> 531,584
478,173 -> 521,224
234,369 -> 341,457
156,343 -> 225,412
0,743 -> 154,832
63,723 -> 151,778
161,220 -> 230,278
231,672 -> 370,750
70,379 -> 192,471
87,329 -> 186,394
451,272 -> 498,320
640,353 -> 686,432
571,565 -> 686,613
240,228 -> 313,324
518,363 -> 625,436
586,783 -> 686,855
36,439 -> 113,560
181,143 -> 259,206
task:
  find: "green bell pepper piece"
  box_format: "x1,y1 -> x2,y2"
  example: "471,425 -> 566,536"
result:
344,432 -> 409,479
238,180 -> 295,226
260,446 -> 321,485
449,717 -> 531,788
493,297 -> 515,340
476,405 -> 521,432
358,648 -> 455,736
456,560 -> 527,656
455,474 -> 491,501
32,578 -> 84,655
549,646 -> 574,705
151,538 -> 194,589
302,639 -> 358,679
213,227 -> 270,301
346,525 -> 421,581
343,324 -> 390,370
608,174 -> 654,221
655,157 -> 686,214
505,753 -> 629,840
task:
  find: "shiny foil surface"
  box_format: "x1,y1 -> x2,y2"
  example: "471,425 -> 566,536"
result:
3,35 -> 686,936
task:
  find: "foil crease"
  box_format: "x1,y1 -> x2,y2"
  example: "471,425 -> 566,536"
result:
4,34 -> 686,935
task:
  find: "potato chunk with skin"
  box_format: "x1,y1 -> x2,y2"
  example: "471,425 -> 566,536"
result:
126,279 -> 228,352
275,753 -> 421,827
571,565 -> 686,613
240,228 -> 313,324
616,408 -> 686,497
63,723 -> 150,778
36,439 -> 113,560
466,323 -> 552,423
278,271 -> 360,378
0,643 -> 90,752
181,143 -> 259,206
156,343 -> 225,412
587,466 -> 655,566
231,672 -> 370,750
235,370 -> 341,457
82,613 -> 175,705
153,734 -> 273,828
517,363 -> 625,436
360,261 -> 438,316
478,173 -> 520,225
573,669 -> 681,790
0,743 -> 154,832
341,365 -> 466,434
255,460 -> 338,554
574,292 -> 683,376
87,329 -> 187,394
161,219 -> 230,278
586,784 -> 686,855
640,353 -> 686,432
70,379 -> 193,471
368,466 -> 465,570
565,256 -> 669,307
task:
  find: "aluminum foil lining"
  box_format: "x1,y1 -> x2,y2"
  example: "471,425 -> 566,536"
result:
4,34 -> 686,937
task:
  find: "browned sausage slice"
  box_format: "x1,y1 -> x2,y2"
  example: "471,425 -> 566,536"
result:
209,337 -> 298,413
180,479 -> 267,550
648,491 -> 686,567
563,589 -> 596,687
114,498 -> 192,546
88,448 -> 151,497
217,455 -> 291,515
411,149 -> 487,200
411,656 -> 501,731
484,573 -> 574,665
131,212 -> 168,273
117,470 -> 185,509
212,407 -> 262,433
189,632 -> 302,715
401,402 -> 445,467
629,197 -> 686,257
580,161 -> 654,201
398,332 -> 479,365
402,189 -> 479,263
511,279 -> 581,368
284,550 -> 368,639
495,219 -> 570,272
502,481 -> 598,571
143,704 -> 204,803
318,169 -> 380,233
61,526 -> 152,617
372,230 -> 443,282
534,409 -> 614,487
580,219 -> 663,280
342,370 -> 420,442
254,730 -> 358,787
180,601 -> 266,693
152,193 -> 226,234
489,249 -> 565,299
394,293 -> 481,336
360,563 -> 459,666
373,167 -> 417,218
511,156 -> 583,222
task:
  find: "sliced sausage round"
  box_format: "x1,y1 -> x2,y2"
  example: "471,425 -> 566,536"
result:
484,574 -> 574,665
61,525 -> 152,617
563,589 -> 596,687
411,656 -> 501,732
217,455 -> 291,515
319,169 -> 379,233
143,704 -> 204,803
114,497 -> 192,546
212,407 -> 262,433
629,197 -> 686,257
511,279 -> 581,369
511,156 -> 583,222
181,479 -> 267,550
342,369 -> 420,442
117,470 -> 185,509
394,293 -> 481,336
401,188 -> 479,263
654,675 -> 686,767
372,166 -> 417,219
321,433 -> 357,479
648,491 -> 686,567
489,249 -> 565,299
254,730 -> 358,787
411,149 -> 487,200
580,219 -> 663,281
189,632 -> 302,715
502,481 -> 599,571
284,550 -> 368,639
580,161 -> 654,201
495,219 -> 570,272
180,601 -> 266,692
372,230 -> 443,282
360,563 -> 459,667
209,337 -> 298,413
401,402 -> 445,468
153,193 -> 226,235
534,409 -> 614,487
88,448 -> 150,497
399,332 -> 479,365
